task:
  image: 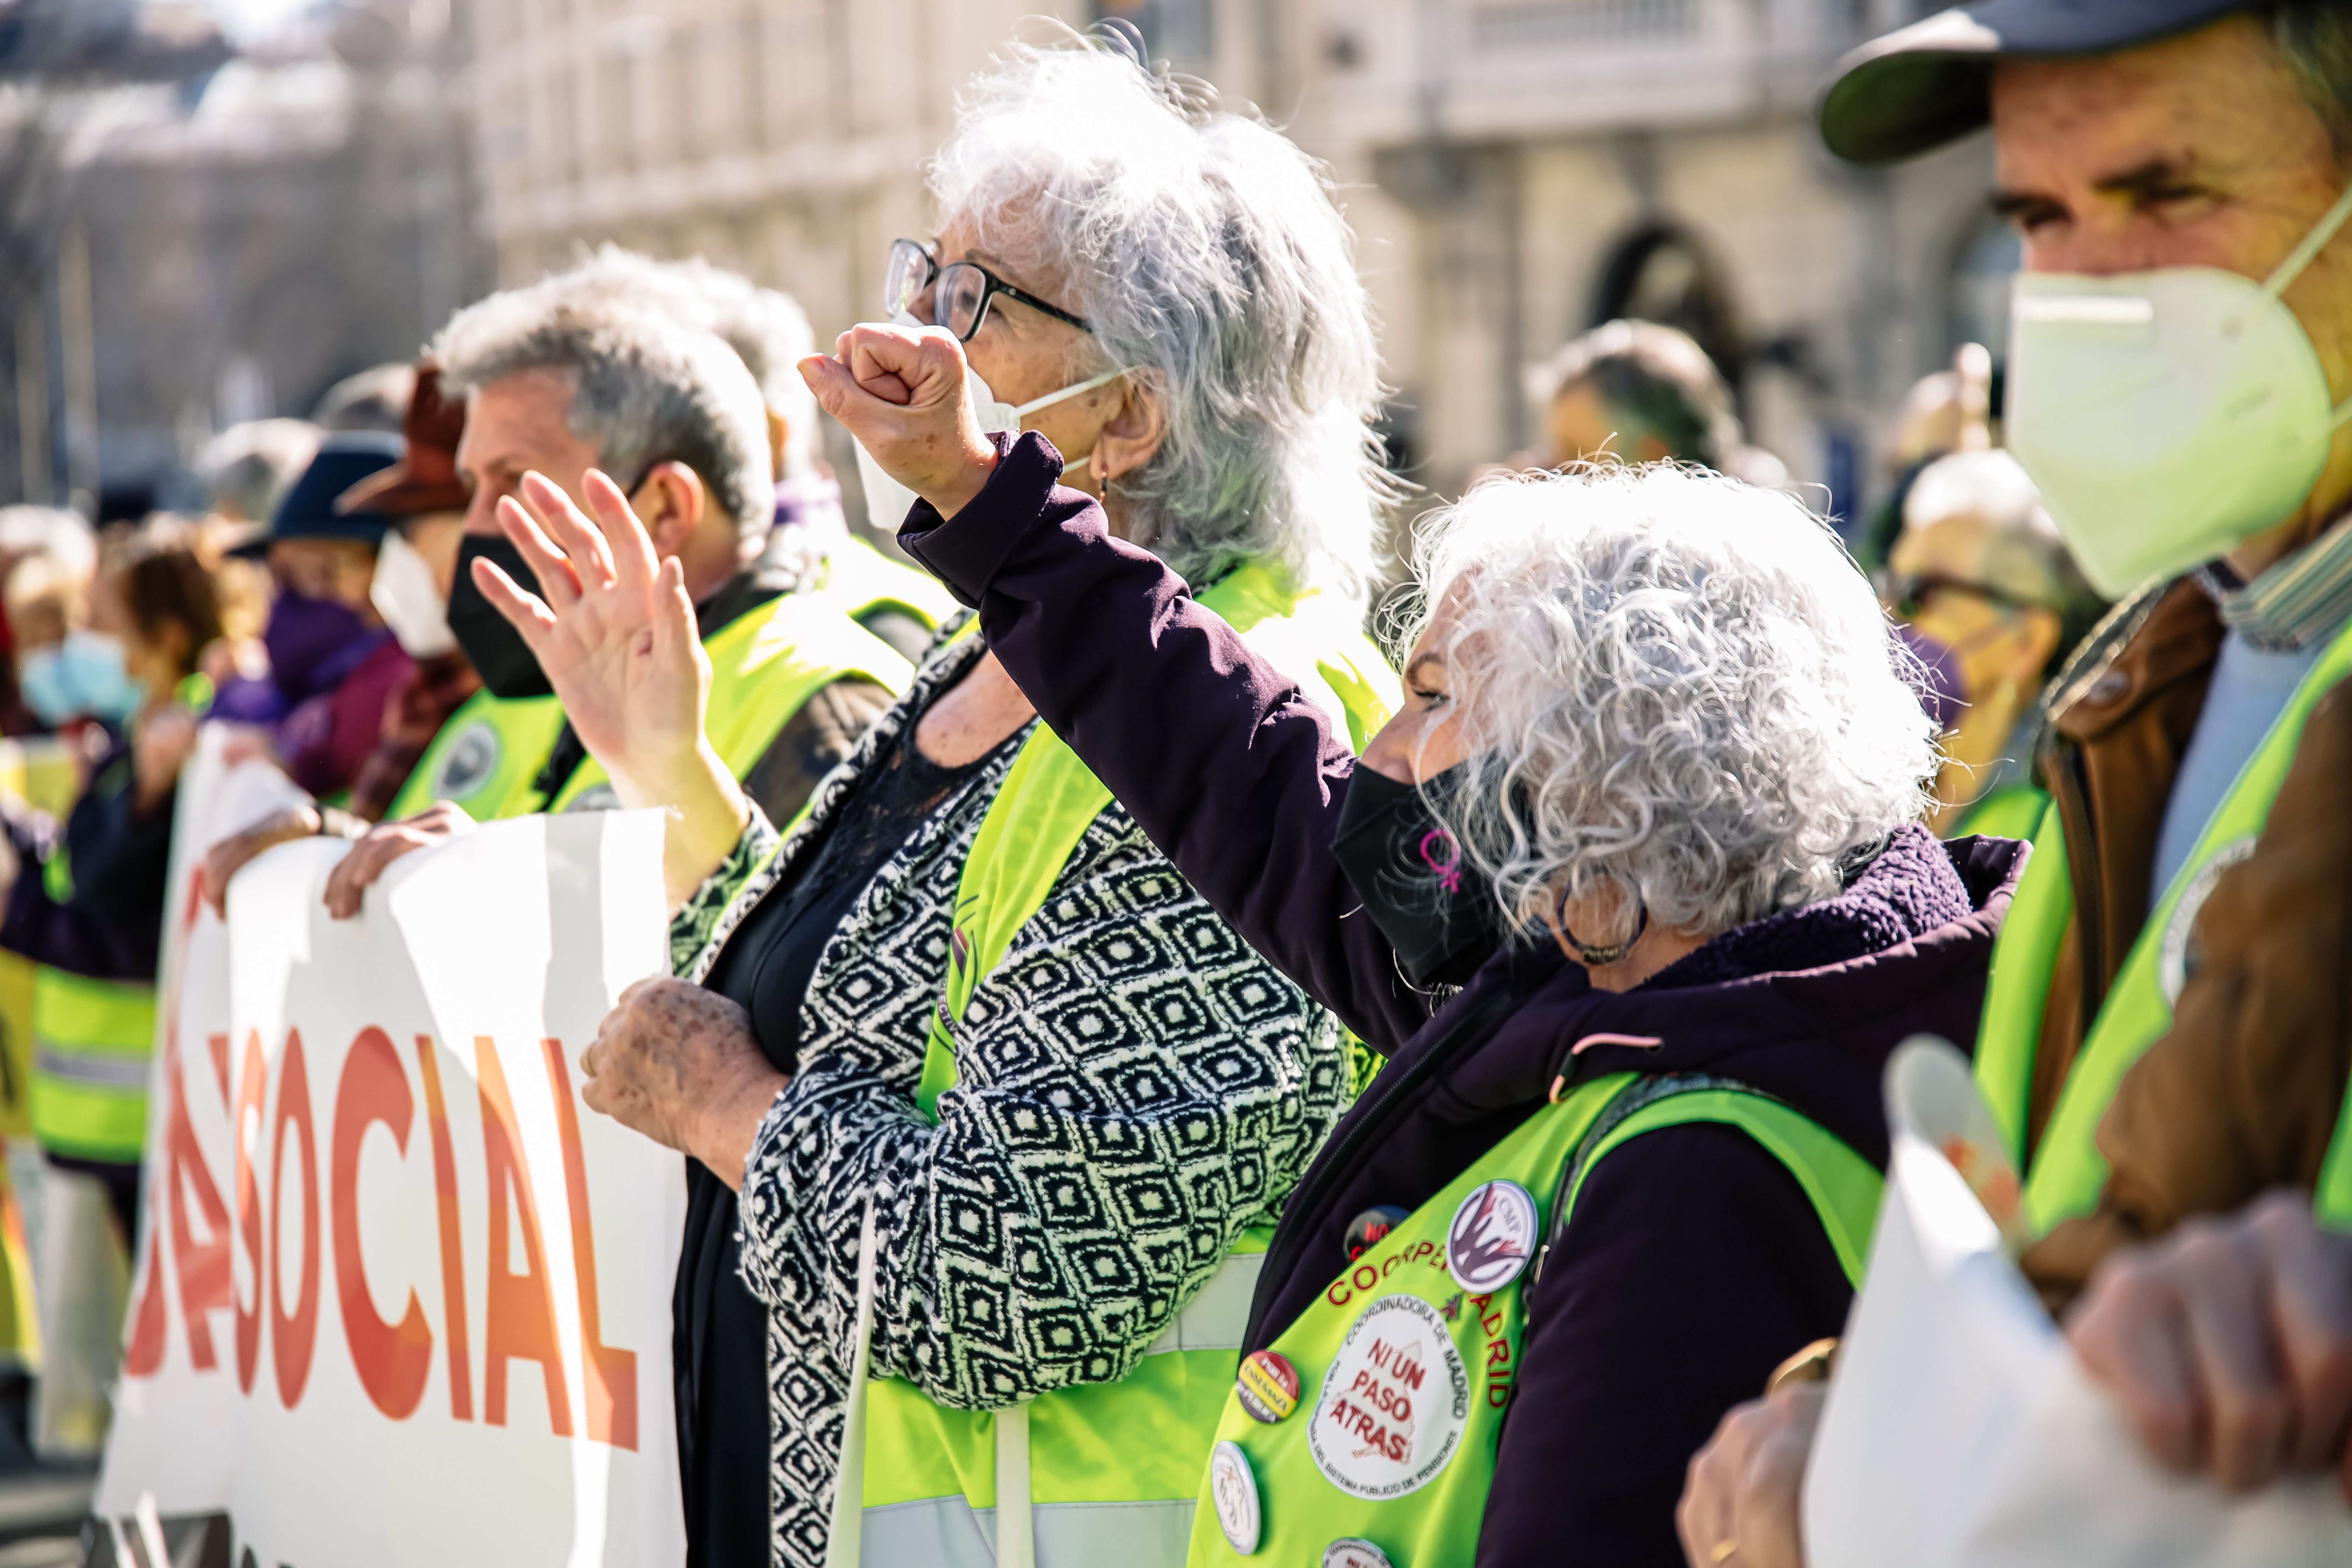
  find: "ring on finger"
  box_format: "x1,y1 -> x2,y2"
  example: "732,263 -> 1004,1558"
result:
1710,1541 -> 1740,1565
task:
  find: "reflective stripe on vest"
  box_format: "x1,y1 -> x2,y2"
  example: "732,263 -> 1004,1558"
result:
29,966 -> 156,1163
385,689 -> 568,822
840,561 -> 1398,1568
825,534 -> 961,632
2318,1071 -> 2352,1228
2020,614 -> 2352,1232
1182,1073 -> 1882,1567
533,590 -> 913,816
1971,795 -> 2070,1169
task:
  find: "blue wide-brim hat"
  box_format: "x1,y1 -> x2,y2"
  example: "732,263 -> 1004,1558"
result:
234,430 -> 401,556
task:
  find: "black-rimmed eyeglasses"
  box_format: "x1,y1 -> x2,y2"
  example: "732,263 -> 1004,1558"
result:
884,238 -> 1092,342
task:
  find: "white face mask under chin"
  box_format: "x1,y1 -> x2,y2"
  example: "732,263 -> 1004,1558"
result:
852,309 -> 1130,534
2006,177 -> 2352,598
370,529 -> 457,658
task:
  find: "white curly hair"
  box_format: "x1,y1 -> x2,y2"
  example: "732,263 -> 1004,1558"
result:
1404,464 -> 1938,940
927,31 -> 1387,600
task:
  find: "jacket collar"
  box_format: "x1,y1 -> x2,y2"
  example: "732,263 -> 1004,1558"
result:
2047,578 -> 2224,749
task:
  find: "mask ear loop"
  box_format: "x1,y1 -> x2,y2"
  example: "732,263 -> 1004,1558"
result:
1012,366 -> 1137,481
2253,178 -> 2352,429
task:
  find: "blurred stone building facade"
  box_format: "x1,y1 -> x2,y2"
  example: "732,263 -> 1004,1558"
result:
2,1 -> 491,516
476,0 -> 2009,518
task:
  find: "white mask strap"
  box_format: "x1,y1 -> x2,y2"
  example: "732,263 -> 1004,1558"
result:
2259,179 -> 2352,428
1010,366 -> 1131,420
2260,177 -> 2352,309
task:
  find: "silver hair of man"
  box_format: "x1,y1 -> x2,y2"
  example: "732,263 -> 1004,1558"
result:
542,245 -> 820,478
928,33 -> 1387,598
1407,464 -> 1938,941
431,279 -> 773,538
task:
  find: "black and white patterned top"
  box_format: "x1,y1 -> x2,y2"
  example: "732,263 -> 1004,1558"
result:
671,629 -> 1349,1568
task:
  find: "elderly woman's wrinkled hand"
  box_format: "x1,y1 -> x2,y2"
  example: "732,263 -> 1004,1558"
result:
2067,1191 -> 2352,1502
799,324 -> 999,519
1676,1381 -> 1822,1568
580,976 -> 789,1189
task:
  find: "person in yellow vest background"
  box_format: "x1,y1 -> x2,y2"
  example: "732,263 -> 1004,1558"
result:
1681,2 -> 2352,1560
201,262 -> 913,926
0,535 -> 225,1458
462,36 -> 1403,1567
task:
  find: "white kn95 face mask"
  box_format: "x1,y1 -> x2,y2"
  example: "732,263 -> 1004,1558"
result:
2005,179 -> 2352,598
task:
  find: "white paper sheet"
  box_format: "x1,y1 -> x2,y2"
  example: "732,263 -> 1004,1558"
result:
1806,1039 -> 2352,1568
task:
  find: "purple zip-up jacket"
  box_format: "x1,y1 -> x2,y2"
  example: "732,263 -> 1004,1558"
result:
901,433 -> 2028,1566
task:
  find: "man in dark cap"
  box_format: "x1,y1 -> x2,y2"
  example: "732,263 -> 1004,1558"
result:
1681,5 -> 2352,1562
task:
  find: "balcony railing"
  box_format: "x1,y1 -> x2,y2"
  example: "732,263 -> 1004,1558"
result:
1468,0 -> 1700,52
1316,0 -> 1845,147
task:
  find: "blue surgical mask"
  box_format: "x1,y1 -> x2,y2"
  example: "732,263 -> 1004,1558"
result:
20,631 -> 141,727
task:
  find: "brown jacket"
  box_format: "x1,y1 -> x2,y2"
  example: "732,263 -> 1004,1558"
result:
2020,580 -> 2352,1309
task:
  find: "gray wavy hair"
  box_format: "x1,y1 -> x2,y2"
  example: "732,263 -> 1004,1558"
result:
1407,464 -> 1937,940
928,34 -> 1387,598
545,245 -> 820,477
432,276 -> 772,538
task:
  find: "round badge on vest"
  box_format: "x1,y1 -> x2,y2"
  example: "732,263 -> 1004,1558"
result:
1238,1349 -> 1300,1424
1445,1179 -> 1539,1293
434,721 -> 501,801
1308,1293 -> 1470,1500
1322,1539 -> 1394,1568
1210,1438 -> 1262,1554
2157,835 -> 2257,1004
1345,1204 -> 1411,1262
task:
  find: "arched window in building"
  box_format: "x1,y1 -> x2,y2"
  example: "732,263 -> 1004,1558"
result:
1587,222 -> 1747,397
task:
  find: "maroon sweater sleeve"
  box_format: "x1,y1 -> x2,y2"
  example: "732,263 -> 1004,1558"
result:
1487,1125 -> 1853,1567
899,431 -> 1431,1050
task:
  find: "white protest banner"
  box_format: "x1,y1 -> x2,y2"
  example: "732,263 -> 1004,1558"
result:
94,727 -> 687,1567
1806,1038 -> 2352,1568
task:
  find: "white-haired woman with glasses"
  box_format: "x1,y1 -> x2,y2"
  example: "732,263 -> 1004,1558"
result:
802,321 -> 2032,1561
468,36 -> 1400,1568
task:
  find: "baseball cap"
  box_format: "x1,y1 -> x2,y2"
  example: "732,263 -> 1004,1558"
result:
1820,0 -> 2256,165
337,364 -> 469,516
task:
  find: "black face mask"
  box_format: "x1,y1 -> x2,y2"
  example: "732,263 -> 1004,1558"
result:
1330,764 -> 1502,990
447,534 -> 553,699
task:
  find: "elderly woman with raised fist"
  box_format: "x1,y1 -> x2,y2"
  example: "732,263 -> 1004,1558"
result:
471,34 -> 1400,1568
